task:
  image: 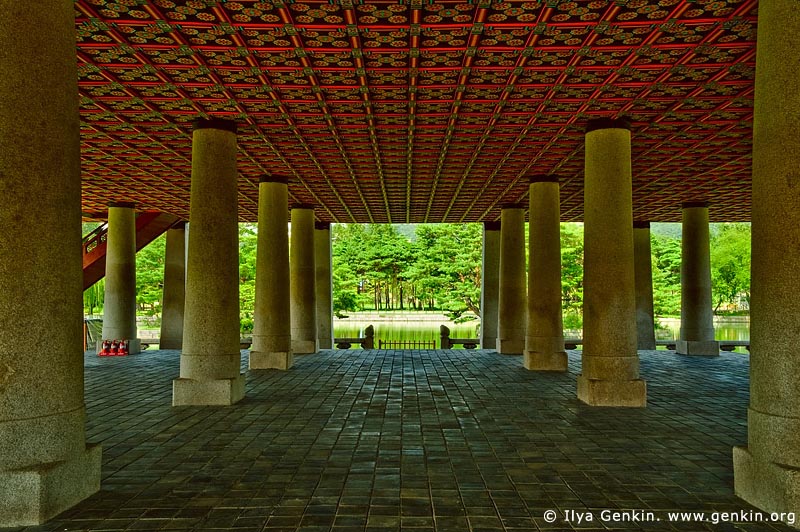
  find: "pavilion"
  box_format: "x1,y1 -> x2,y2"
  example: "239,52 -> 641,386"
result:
1,0 -> 798,529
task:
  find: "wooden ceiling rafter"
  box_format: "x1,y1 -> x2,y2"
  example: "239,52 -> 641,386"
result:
73,0 -> 758,224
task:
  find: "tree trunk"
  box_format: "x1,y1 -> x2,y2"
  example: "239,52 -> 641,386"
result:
464,296 -> 481,318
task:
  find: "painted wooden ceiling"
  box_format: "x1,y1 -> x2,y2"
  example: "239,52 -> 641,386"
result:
75,0 -> 757,223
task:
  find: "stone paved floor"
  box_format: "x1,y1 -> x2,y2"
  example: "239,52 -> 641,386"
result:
5,349 -> 795,532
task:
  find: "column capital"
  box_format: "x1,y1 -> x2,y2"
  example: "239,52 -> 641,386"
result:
682,201 -> 709,209
314,222 -> 331,230
108,201 -> 135,209
633,221 -> 650,229
528,174 -> 559,184
192,117 -> 237,134
586,117 -> 632,133
260,174 -> 290,185
483,221 -> 501,231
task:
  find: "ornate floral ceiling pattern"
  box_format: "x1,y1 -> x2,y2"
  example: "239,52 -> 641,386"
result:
76,0 -> 757,223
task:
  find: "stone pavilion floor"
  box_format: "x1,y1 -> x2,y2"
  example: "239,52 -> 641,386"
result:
4,348 -> 794,532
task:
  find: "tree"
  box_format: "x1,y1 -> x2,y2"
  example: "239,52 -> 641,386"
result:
710,223 -> 751,312
560,223 -> 584,328
238,223 -> 258,333
135,234 -> 166,316
332,223 -> 372,311
408,224 -> 482,322
84,279 -> 104,315
82,222 -> 106,315
651,233 -> 682,316
360,224 -> 413,310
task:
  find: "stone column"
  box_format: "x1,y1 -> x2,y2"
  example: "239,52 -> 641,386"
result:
0,2 -> 101,525
315,222 -> 333,350
290,206 -> 318,354
100,203 -> 141,354
525,176 -> 567,371
677,202 -> 719,356
159,223 -> 186,350
173,118 -> 245,406
734,2 -> 800,521
578,118 -> 646,407
496,205 -> 526,354
480,222 -> 501,350
250,176 -> 293,370
633,222 -> 657,350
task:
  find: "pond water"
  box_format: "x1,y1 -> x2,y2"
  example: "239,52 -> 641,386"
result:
656,317 -> 750,342
334,320 -> 480,350
333,316 -> 750,351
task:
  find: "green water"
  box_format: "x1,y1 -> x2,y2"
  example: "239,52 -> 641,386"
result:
334,317 -> 750,351
334,321 -> 480,350
656,317 -> 750,342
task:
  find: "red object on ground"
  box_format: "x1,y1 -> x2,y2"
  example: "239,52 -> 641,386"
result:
98,339 -> 111,357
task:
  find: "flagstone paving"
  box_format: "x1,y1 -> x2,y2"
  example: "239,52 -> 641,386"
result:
4,348 -> 793,532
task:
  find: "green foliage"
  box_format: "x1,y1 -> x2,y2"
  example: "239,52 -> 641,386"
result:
560,223 -> 584,322
82,222 -> 106,314
81,219 -> 752,330
83,279 -> 104,315
651,232 -> 682,315
648,223 -> 752,316
408,224 -> 482,322
135,234 -> 166,315
332,223 -> 483,321
238,224 -> 258,331
710,223 -> 751,312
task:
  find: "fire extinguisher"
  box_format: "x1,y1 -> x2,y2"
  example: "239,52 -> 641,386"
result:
119,340 -> 128,357
100,339 -> 111,356
110,340 -> 119,356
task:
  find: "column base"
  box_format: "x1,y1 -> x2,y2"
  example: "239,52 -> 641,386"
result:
291,339 -> 318,355
96,339 -> 142,355
0,444 -> 101,527
172,374 -> 246,406
676,340 -> 720,356
496,337 -> 524,355
250,350 -> 293,370
524,350 -> 568,372
733,446 -> 800,527
159,338 -> 182,350
481,336 -> 497,351
577,375 -> 647,407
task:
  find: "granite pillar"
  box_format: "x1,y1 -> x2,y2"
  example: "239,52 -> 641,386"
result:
634,222 -> 657,350
315,223 -> 333,350
496,206 -> 526,355
524,176 -> 567,371
250,177 -> 293,369
0,1 -> 101,525
733,2 -> 800,523
578,118 -> 646,407
480,222 -> 501,350
172,118 -> 245,406
290,206 -> 318,355
677,203 -> 719,356
159,223 -> 186,350
100,203 -> 141,354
